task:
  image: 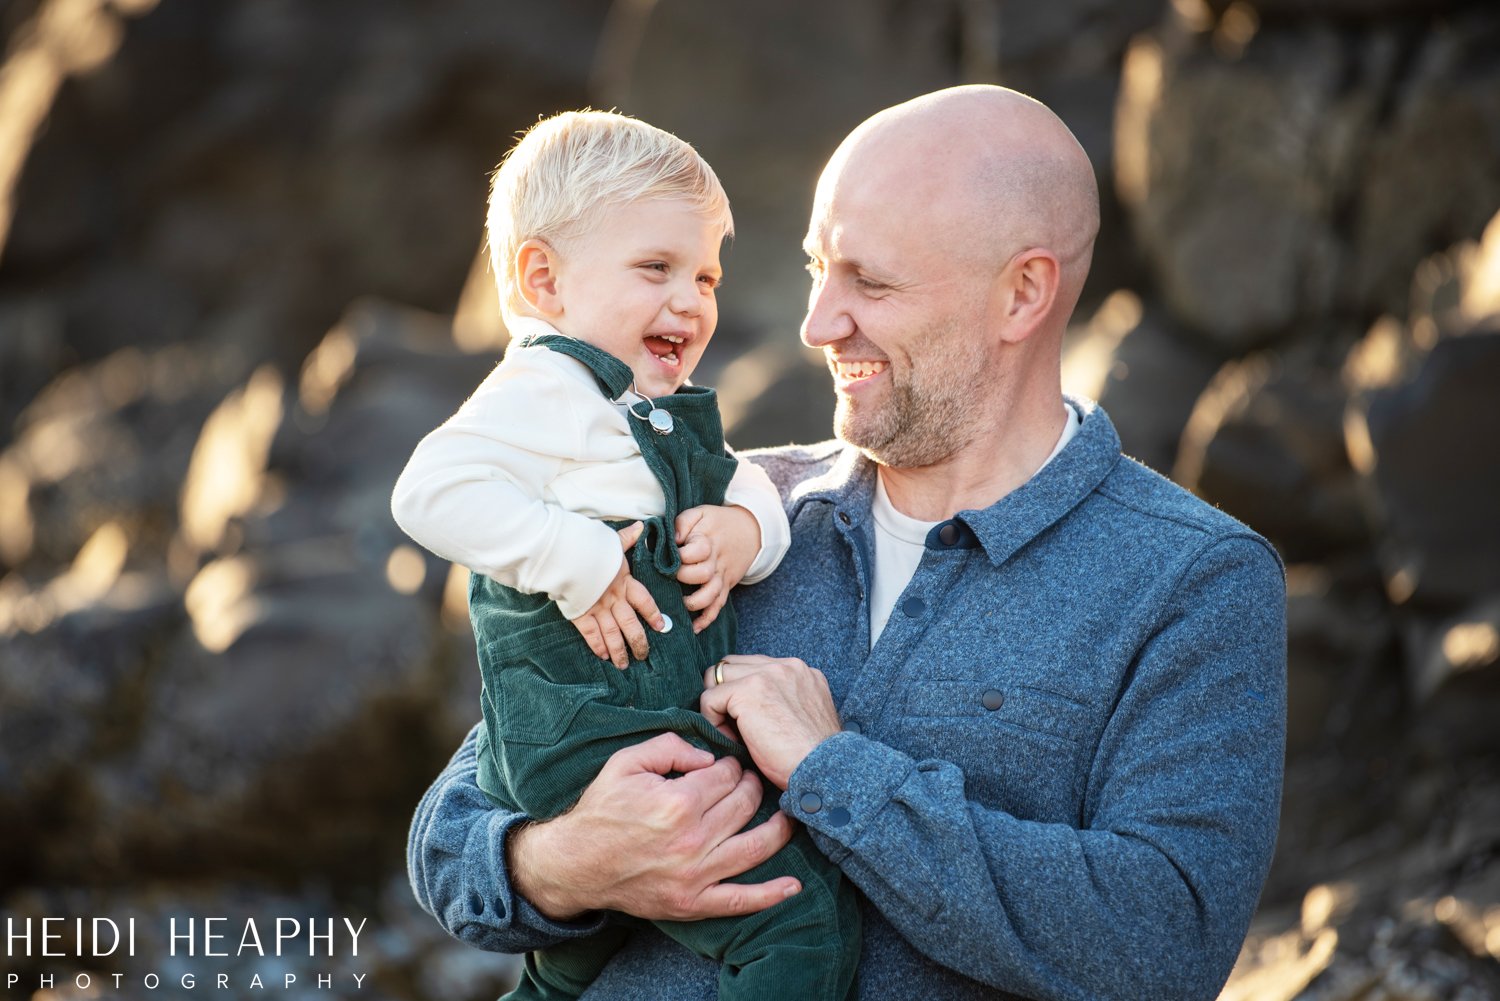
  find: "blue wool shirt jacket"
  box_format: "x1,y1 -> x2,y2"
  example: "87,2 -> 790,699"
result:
407,399 -> 1288,1001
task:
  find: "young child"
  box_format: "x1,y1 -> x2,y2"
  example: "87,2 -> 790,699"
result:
391,111 -> 858,1001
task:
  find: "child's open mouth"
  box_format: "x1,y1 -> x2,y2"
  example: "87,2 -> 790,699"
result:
644,333 -> 688,368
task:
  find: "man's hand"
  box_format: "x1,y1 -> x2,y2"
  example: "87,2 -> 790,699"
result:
570,522 -> 664,669
675,505 -> 761,633
699,655 -> 843,789
507,733 -> 802,922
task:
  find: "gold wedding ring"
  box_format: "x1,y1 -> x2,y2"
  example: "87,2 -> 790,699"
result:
714,661 -> 725,686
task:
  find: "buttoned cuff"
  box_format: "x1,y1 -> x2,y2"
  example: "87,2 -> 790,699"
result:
780,731 -> 914,862
454,811 -> 607,948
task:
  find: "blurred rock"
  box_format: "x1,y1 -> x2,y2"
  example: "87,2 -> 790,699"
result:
1175,347 -> 1370,563
1344,217 -> 1500,607
1349,5 -> 1500,320
0,0 -> 611,397
1227,771 -> 1500,1001
1063,289 -> 1222,474
717,338 -> 836,451
1283,563 -> 1396,757
0,299 -> 491,887
1203,0 -> 1465,18
1115,6 -> 1500,349
1405,596 -> 1500,760
0,339 -> 256,576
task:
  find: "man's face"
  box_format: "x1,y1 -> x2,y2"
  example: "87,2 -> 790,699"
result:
800,162 -> 996,468
551,197 -> 724,399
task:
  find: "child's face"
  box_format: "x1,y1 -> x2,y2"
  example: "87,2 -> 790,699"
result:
549,197 -> 724,398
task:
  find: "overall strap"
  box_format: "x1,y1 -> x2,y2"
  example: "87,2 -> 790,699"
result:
523,332 -> 694,576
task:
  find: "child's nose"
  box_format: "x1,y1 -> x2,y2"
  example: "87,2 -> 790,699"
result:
669,280 -> 700,316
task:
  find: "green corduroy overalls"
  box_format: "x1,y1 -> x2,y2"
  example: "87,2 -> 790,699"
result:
469,334 -> 859,1001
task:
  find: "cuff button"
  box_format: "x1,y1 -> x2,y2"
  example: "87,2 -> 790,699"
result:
799,792 -> 823,814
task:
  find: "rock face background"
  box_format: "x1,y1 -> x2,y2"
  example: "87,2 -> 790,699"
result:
2,1 -> 1498,998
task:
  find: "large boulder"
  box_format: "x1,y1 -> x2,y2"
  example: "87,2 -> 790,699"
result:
1062,290 -> 1223,475
1174,346 -> 1371,563
1344,212 -> 1500,606
0,300 -> 490,886
0,0 -> 610,418
1115,4 -> 1500,349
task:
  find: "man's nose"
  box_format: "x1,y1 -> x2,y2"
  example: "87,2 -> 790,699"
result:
800,280 -> 853,347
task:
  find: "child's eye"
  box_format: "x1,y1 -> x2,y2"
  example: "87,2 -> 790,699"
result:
643,262 -> 669,273
697,274 -> 721,289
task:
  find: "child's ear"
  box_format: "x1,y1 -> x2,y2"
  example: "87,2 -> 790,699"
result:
516,239 -> 563,316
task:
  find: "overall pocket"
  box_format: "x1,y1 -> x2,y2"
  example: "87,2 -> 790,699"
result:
483,621 -> 611,747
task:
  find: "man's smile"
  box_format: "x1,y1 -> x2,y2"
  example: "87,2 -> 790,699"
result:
831,357 -> 889,390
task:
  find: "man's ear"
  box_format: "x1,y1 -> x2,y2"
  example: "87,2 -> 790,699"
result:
995,249 -> 1060,345
516,239 -> 563,317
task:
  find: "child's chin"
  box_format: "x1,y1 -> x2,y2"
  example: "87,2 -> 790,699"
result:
639,373 -> 689,396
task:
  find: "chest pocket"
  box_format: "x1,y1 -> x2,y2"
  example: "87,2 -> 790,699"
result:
899,682 -> 1090,823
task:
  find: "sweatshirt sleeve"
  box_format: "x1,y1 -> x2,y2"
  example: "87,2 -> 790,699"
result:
723,452 -> 791,585
407,724 -> 609,951
390,353 -> 624,619
780,535 -> 1287,1000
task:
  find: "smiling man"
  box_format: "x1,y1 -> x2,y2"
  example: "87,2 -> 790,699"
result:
408,86 -> 1287,1001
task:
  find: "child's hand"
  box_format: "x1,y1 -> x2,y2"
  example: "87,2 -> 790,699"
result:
571,522 -> 664,669
674,505 -> 761,633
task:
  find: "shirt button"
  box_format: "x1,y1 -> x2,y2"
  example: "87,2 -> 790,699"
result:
939,523 -> 959,546
493,898 -> 507,919
799,792 -> 823,814
843,720 -> 863,735
838,511 -> 852,526
981,689 -> 1005,711
827,807 -> 851,827
902,596 -> 926,618
468,892 -> 484,915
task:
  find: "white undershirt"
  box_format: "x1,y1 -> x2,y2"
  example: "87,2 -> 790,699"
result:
868,405 -> 1080,645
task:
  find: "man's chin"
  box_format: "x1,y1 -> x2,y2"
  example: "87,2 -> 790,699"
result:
834,411 -> 897,463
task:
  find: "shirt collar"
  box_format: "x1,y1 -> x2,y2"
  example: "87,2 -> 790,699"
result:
504,315 -> 564,348
790,395 -> 1121,566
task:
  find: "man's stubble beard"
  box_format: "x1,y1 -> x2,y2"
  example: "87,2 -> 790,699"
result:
833,322 -> 993,469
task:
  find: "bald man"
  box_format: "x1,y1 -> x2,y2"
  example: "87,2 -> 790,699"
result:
408,87 -> 1286,1001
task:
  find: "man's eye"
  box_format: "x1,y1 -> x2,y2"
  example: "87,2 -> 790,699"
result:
854,276 -> 887,292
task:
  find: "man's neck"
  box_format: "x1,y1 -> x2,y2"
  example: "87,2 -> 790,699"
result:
877,393 -> 1071,521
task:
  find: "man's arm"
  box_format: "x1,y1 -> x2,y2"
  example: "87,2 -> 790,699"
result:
408,726 -> 804,951
407,723 -> 607,951
707,535 -> 1286,1001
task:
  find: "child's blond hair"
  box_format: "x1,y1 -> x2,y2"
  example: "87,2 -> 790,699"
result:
486,110 -> 733,321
